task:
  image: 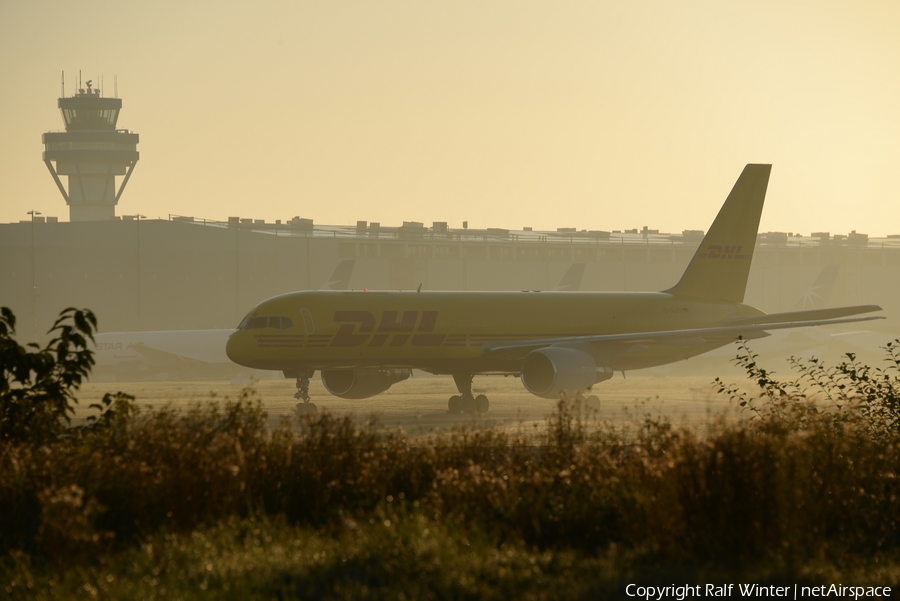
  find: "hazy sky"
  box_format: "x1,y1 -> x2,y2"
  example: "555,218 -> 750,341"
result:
2,1 -> 899,235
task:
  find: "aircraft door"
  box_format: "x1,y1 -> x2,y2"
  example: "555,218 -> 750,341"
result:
300,309 -> 315,334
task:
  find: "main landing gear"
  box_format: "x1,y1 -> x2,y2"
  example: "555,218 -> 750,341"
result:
294,370 -> 317,414
447,374 -> 490,415
571,392 -> 601,420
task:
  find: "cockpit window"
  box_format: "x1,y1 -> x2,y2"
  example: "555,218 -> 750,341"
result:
239,315 -> 294,330
247,317 -> 268,329
269,316 -> 293,329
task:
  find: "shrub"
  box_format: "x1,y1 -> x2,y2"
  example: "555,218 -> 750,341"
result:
1,307 -> 95,444
715,337 -> 900,435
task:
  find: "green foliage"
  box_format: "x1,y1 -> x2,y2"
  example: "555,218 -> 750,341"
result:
0,307 -> 138,446
715,337 -> 900,434
837,343 -> 900,432
0,307 -> 96,443
4,515 -> 625,600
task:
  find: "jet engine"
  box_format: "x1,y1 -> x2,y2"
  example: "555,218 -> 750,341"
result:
321,368 -> 411,399
520,346 -> 613,399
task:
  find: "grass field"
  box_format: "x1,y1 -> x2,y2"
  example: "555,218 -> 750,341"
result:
76,370 -> 739,437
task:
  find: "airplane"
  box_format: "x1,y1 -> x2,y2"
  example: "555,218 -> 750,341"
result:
225,165 -> 884,414
92,259 -> 356,382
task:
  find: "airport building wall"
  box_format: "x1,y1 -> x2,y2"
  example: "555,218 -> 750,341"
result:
1,219 -> 898,340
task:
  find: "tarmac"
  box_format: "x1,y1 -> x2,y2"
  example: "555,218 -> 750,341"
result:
77,369 -> 744,438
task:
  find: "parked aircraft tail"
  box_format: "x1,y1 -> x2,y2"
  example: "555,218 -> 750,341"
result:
553,264 -> 586,291
664,164 -> 771,303
790,264 -> 840,311
320,259 -> 355,291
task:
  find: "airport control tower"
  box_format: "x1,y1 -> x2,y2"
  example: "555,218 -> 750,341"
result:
42,80 -> 139,221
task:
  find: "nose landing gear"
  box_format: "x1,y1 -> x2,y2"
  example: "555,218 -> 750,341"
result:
293,370 -> 317,414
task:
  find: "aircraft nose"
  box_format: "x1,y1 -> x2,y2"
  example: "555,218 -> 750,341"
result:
225,330 -> 247,366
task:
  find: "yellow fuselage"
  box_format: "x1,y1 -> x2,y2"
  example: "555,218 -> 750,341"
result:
225,290 -> 765,375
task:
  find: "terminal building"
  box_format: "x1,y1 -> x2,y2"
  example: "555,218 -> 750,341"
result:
0,83 -> 898,341
2,216 -> 899,340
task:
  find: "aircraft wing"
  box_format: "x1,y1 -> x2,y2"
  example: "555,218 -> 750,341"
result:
127,342 -> 209,368
481,311 -> 884,360
723,305 -> 882,326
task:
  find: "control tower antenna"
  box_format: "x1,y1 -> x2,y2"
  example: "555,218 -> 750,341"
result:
42,75 -> 140,221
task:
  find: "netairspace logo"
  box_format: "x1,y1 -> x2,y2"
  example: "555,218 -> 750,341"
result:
624,584 -> 893,600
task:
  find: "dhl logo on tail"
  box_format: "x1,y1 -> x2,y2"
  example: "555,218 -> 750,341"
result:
697,244 -> 748,260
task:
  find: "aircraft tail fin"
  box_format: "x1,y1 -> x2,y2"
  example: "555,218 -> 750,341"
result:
790,264 -> 840,311
664,164 -> 771,303
321,259 -> 355,290
553,263 -> 586,291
